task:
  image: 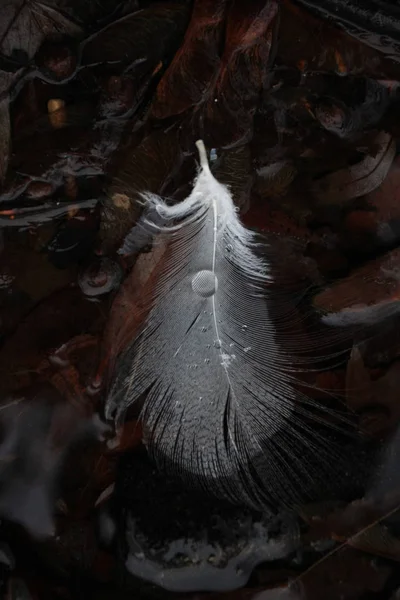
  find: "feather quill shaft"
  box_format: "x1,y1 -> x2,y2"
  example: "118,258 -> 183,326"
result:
105,140 -> 354,511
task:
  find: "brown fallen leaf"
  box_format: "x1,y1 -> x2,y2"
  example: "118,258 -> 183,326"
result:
0,0 -> 82,61
312,79 -> 394,140
195,0 -> 279,148
345,346 -> 375,412
348,523 -> 400,562
0,286 -> 107,394
314,247 -> 400,326
279,0 -> 400,79
255,161 -> 298,200
341,209 -> 383,257
293,0 -> 400,62
346,346 -> 400,431
292,546 -> 391,600
150,0 -> 228,119
312,131 -> 396,204
290,496 -> 400,600
301,498 -> 400,562
81,3 -> 189,69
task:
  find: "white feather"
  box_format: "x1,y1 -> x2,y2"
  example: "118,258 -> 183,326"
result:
105,140 -> 352,510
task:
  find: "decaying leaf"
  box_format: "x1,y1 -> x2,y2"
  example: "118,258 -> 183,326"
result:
0,286 -> 106,394
279,0 -> 400,79
255,161 -> 297,199
314,247 -> 400,326
293,547 -> 391,600
313,79 -> 394,139
150,0 -> 228,119
294,0 -> 400,62
348,523 -> 400,562
301,492 -> 400,563
0,0 -> 82,61
196,0 -> 279,147
312,131 -> 396,204
346,346 -> 400,431
81,2 -> 189,71
345,346 -> 373,412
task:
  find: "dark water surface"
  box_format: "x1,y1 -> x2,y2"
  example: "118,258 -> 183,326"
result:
2,1 -> 400,598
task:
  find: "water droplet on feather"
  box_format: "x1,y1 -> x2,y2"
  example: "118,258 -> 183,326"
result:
192,270 -> 218,297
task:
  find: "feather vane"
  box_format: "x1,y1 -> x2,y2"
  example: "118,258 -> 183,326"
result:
105,140 -> 354,510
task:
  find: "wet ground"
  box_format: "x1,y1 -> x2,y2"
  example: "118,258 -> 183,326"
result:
2,0 -> 400,598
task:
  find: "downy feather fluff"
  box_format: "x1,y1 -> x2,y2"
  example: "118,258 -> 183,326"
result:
105,140 -> 355,511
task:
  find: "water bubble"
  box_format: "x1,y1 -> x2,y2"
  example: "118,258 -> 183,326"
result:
192,270 -> 218,297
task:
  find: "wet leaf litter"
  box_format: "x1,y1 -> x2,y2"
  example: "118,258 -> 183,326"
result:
2,1 -> 400,599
